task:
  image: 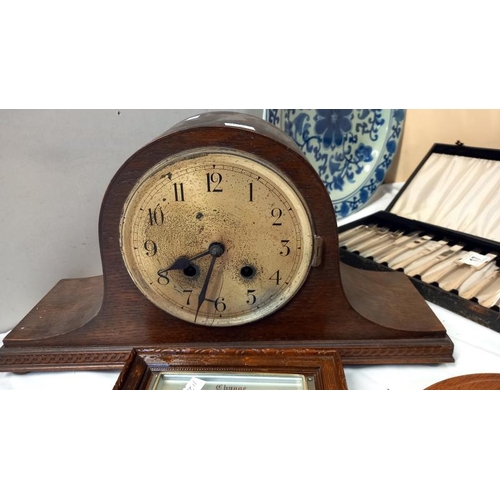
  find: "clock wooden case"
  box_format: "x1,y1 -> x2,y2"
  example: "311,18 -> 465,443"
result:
0,112 -> 454,373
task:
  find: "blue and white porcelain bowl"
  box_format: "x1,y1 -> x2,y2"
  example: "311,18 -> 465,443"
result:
265,109 -> 405,219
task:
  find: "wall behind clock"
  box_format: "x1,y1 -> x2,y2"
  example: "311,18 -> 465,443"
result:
0,109 -> 262,333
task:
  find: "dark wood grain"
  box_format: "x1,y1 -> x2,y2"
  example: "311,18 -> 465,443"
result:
0,112 -> 454,373
114,347 -> 348,390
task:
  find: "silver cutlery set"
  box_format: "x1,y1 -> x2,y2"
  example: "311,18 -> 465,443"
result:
339,224 -> 500,309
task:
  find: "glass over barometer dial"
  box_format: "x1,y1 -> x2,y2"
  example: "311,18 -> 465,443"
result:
119,147 -> 316,326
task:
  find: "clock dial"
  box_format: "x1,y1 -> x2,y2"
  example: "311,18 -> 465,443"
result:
120,147 -> 315,326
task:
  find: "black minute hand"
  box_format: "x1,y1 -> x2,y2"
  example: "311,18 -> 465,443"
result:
194,242 -> 225,322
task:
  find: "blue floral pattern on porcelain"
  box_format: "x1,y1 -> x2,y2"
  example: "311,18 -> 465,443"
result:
265,109 -> 405,218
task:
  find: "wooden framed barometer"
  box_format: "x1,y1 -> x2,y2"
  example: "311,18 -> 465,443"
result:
0,111 -> 454,373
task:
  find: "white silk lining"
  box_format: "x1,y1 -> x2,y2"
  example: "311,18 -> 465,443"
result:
390,153 -> 500,242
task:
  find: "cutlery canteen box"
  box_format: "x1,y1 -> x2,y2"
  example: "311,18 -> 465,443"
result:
338,142 -> 500,332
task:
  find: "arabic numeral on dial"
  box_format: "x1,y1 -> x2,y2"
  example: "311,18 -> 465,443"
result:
269,270 -> 281,285
143,240 -> 158,256
271,207 -> 283,226
183,289 -> 193,305
148,205 -> 165,225
280,240 -> 290,256
214,297 -> 226,312
246,289 -> 257,305
249,182 -> 253,202
174,182 -> 185,202
206,172 -> 223,192
157,269 -> 170,285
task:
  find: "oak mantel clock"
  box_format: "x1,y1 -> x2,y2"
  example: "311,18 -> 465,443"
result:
0,112 -> 454,372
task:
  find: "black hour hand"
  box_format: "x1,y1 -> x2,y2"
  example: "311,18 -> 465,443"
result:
164,248 -> 211,272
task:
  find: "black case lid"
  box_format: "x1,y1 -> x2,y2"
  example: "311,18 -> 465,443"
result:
386,143 -> 500,241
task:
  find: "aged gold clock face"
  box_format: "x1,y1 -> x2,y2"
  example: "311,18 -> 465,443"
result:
119,147 -> 315,326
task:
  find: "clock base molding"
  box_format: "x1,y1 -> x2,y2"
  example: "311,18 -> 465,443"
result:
0,272 -> 454,373
0,342 -> 454,374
